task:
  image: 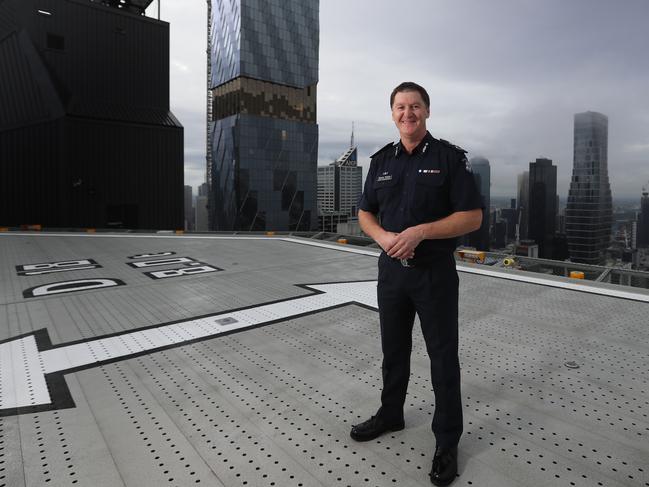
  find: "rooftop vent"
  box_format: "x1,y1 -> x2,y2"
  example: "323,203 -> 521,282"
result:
95,0 -> 154,15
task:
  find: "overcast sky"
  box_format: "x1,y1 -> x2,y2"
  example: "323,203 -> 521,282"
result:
149,0 -> 649,199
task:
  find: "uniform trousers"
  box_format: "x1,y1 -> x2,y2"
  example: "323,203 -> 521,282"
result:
376,251 -> 463,448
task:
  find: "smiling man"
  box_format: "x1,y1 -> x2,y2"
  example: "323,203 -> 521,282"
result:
352,82 -> 483,486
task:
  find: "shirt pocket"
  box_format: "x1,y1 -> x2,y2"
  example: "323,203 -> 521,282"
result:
374,175 -> 400,206
414,172 -> 446,212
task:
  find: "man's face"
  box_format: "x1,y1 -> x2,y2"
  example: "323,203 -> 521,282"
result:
391,90 -> 430,140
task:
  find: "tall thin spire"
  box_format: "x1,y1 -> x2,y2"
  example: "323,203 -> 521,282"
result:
350,121 -> 355,148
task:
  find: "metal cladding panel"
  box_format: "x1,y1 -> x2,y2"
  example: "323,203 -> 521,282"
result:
64,117 -> 184,230
69,101 -> 182,127
0,0 -> 183,230
0,32 -> 50,128
0,120 -> 65,226
22,0 -> 171,113
0,117 -> 183,229
0,0 -> 17,40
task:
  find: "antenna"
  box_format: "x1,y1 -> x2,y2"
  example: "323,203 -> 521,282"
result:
350,122 -> 354,148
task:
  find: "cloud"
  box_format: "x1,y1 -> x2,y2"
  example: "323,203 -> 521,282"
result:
152,0 -> 649,198
171,59 -> 190,72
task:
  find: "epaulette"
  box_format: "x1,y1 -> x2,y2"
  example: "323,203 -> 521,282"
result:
439,138 -> 467,154
370,142 -> 394,159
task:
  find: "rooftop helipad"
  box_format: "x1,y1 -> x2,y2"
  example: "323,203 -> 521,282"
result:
0,232 -> 647,487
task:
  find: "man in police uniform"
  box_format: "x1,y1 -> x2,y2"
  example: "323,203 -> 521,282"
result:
350,82 -> 483,486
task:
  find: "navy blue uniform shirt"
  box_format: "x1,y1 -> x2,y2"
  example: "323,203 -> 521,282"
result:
358,131 -> 484,256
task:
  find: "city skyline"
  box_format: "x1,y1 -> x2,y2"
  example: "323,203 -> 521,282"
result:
148,0 -> 648,199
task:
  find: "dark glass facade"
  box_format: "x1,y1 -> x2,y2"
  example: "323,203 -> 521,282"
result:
528,158 -> 557,258
463,157 -> 490,250
517,171 -> 530,240
565,112 -> 613,264
208,0 -> 318,231
638,192 -> 649,248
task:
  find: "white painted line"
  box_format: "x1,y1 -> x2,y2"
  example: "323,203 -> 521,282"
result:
1,281 -> 378,413
0,335 -> 50,410
457,264 -> 649,303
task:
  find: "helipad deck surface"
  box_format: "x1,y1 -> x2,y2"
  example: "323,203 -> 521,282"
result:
0,233 -> 647,487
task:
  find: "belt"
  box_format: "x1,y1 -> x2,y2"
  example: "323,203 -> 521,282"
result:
391,253 -> 453,268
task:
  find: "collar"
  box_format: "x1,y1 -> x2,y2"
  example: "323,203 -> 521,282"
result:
395,131 -> 436,158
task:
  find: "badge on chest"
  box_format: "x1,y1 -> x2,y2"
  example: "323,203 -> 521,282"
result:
377,171 -> 393,182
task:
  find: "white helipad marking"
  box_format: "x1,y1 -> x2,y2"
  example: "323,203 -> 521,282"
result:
4,232 -> 648,303
0,281 -> 378,413
0,335 -> 50,410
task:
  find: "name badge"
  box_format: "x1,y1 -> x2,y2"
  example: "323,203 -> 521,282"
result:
377,174 -> 393,182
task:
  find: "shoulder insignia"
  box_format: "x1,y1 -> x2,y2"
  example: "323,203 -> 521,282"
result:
370,142 -> 394,159
438,138 -> 467,154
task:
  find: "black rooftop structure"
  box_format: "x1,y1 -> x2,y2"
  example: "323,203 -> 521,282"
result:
99,0 -> 154,15
0,0 -> 183,230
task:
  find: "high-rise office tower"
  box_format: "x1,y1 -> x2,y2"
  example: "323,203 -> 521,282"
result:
184,185 -> 194,231
638,189 -> 649,248
493,217 -> 507,249
517,171 -> 529,240
195,195 -> 209,232
499,208 -> 519,243
198,182 -> 209,198
528,158 -> 557,258
317,139 -> 362,213
463,157 -> 490,250
317,140 -> 362,232
208,0 -> 319,231
0,0 -> 183,229
565,111 -> 613,264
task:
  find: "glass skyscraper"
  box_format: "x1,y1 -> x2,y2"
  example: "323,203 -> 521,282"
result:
638,190 -> 649,248
565,111 -> 613,264
208,0 -> 319,231
517,171 -> 530,240
464,156 -> 490,250
528,158 -> 557,259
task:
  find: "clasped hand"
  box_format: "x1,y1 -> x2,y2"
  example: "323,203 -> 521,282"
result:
379,226 -> 424,260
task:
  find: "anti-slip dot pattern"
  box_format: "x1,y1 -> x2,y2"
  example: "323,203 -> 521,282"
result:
0,234 -> 648,487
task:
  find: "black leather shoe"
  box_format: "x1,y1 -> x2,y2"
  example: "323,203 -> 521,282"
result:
349,415 -> 404,442
429,445 -> 458,486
